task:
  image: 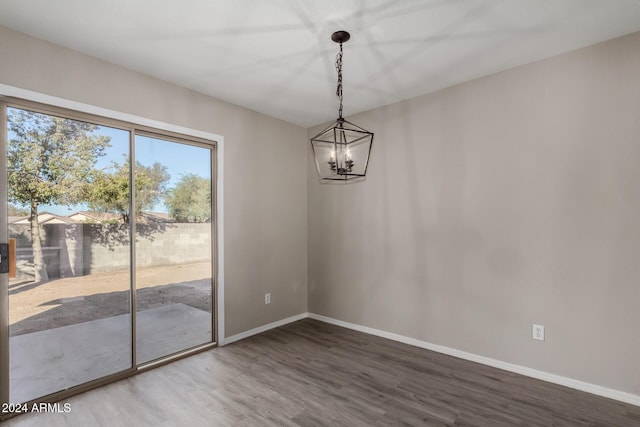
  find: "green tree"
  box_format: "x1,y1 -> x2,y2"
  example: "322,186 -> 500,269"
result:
165,174 -> 211,223
8,108 -> 110,282
8,204 -> 29,216
86,158 -> 169,223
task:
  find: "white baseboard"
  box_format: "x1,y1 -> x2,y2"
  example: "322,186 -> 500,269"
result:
307,313 -> 640,408
223,312 -> 309,345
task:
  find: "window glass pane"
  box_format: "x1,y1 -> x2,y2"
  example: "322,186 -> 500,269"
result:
7,107 -> 132,403
134,134 -> 213,364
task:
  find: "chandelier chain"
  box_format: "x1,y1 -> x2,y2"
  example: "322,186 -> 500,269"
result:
336,42 -> 343,119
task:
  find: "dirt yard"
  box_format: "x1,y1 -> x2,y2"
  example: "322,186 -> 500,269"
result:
9,261 -> 212,336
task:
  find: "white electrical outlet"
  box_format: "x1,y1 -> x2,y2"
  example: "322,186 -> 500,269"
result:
265,293 -> 271,304
532,324 -> 545,341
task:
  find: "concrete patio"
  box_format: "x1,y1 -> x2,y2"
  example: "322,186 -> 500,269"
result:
9,303 -> 212,404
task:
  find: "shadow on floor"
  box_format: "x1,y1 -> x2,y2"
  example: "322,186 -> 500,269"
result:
10,279 -> 212,336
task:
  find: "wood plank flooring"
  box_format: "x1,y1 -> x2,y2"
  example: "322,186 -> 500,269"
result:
4,319 -> 640,426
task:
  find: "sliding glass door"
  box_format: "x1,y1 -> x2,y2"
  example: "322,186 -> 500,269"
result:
5,106 -> 133,403
0,100 -> 216,408
134,133 -> 214,364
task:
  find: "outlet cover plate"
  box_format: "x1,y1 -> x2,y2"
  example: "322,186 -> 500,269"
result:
533,324 -> 545,341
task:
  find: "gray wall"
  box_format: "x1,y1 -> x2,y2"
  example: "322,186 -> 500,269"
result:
85,223 -> 212,272
10,223 -> 211,278
0,25 -> 308,337
308,32 -> 640,395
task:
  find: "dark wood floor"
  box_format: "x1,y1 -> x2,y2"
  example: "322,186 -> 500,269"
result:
5,319 -> 640,426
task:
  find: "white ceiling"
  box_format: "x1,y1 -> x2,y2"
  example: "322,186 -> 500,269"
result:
1,0 -> 640,127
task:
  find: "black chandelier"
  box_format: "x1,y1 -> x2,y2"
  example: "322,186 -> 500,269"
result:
310,31 -> 374,182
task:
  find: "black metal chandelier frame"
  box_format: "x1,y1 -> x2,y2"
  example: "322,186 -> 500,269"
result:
310,30 -> 374,182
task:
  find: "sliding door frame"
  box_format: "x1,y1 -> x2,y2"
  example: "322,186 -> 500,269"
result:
133,128 -> 218,366
0,94 -> 221,417
0,100 -> 9,408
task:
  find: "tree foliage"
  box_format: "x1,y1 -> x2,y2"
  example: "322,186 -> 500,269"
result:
86,157 -> 170,223
7,108 -> 111,282
8,109 -> 110,207
165,174 -> 211,223
8,204 -> 29,216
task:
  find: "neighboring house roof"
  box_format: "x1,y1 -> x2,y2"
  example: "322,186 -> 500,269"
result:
9,212 -> 80,225
138,212 -> 174,223
8,216 -> 28,224
68,211 -> 122,223
10,211 -> 176,225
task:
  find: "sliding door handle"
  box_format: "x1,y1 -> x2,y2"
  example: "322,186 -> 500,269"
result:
0,243 -> 7,274
0,240 -> 15,277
